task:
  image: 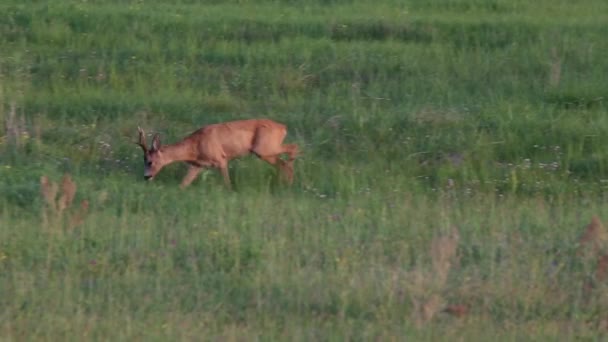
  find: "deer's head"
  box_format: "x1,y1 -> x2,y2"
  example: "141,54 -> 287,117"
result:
136,127 -> 165,180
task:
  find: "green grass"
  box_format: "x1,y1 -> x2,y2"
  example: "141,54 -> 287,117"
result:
1,0 -> 608,339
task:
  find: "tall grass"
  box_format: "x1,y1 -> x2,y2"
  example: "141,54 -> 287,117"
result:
1,0 -> 608,339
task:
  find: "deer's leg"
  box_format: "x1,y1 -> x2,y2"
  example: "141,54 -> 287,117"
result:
180,165 -> 203,189
218,160 -> 232,190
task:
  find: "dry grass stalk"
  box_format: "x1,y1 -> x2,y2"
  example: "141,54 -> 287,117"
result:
5,101 -> 18,146
430,227 -> 460,287
69,200 -> 89,229
40,175 -> 59,212
4,101 -> 29,148
40,173 -> 88,232
578,216 -> 608,306
412,295 -> 445,327
548,47 -> 562,88
596,254 -> 608,283
410,227 -> 461,326
577,216 -> 607,258
583,253 -> 608,299
58,174 -> 77,212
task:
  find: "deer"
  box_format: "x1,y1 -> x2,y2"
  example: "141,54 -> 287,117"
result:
136,119 -> 299,189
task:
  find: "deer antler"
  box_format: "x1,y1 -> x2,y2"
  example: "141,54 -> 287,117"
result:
136,126 -> 148,152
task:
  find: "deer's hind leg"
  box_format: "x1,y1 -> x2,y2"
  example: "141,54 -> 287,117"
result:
217,159 -> 233,190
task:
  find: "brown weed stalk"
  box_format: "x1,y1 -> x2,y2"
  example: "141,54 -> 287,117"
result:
578,216 -> 608,308
4,101 -> 28,148
40,173 -> 88,232
548,47 -> 562,89
577,216 -> 607,258
410,227 -> 461,326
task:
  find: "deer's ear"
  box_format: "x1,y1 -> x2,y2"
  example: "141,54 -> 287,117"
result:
151,133 -> 161,151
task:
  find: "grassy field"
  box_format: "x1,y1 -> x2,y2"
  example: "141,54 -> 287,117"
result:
1,0 -> 608,339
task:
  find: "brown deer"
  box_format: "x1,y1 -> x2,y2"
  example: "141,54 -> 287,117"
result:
136,119 -> 299,189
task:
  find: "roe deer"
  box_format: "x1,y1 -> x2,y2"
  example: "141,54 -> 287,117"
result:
136,119 -> 299,189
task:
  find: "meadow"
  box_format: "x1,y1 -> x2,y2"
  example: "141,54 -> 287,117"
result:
1,0 -> 608,339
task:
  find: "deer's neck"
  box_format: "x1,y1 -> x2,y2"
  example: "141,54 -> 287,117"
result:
160,140 -> 197,164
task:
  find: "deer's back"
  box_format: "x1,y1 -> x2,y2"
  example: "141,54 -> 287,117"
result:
188,119 -> 285,160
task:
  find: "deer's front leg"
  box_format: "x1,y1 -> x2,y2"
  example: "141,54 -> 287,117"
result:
218,160 -> 232,190
180,165 -> 203,189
